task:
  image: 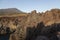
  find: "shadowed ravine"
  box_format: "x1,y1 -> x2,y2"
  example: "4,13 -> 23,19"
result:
0,34 -> 10,40
25,22 -> 60,40
0,25 -> 16,40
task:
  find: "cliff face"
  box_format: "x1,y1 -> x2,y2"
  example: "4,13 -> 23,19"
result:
25,9 -> 60,26
41,9 -> 60,26
0,8 -> 60,40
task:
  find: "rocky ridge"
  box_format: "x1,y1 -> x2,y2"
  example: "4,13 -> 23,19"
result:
0,8 -> 60,40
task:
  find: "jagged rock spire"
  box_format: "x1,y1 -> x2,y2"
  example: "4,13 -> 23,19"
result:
31,10 -> 37,14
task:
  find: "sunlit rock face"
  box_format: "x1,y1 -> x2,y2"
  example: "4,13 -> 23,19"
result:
0,16 -> 27,40
0,17 -> 17,34
0,17 -> 17,40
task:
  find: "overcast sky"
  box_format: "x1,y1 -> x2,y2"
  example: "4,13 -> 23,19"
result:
0,0 -> 60,12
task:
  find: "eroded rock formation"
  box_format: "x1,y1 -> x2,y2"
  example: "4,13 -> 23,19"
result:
0,8 -> 60,40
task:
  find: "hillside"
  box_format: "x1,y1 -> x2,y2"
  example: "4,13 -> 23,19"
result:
0,8 -> 27,17
0,8 -> 60,30
0,8 -> 23,14
0,8 -> 60,27
0,8 -> 60,40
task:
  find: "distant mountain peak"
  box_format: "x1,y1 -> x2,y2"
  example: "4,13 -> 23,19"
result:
0,8 -> 24,14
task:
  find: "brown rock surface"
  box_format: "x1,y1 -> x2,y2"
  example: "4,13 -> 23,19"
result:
0,8 -> 60,40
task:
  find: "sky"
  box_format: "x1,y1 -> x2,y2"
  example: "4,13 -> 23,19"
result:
0,0 -> 60,12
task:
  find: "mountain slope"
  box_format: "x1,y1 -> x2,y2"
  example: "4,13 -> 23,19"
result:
0,8 -> 24,14
0,8 -> 27,17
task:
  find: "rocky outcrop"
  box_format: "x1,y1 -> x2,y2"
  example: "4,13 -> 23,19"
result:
0,8 -> 60,40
